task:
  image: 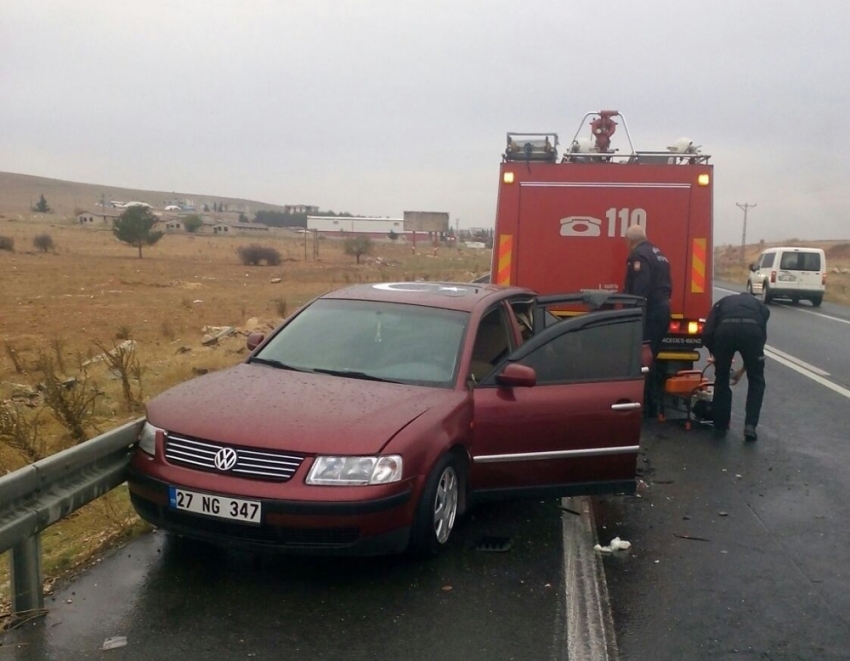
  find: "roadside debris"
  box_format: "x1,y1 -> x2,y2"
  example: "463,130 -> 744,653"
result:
674,533 -> 710,542
594,537 -> 632,553
82,340 -> 135,367
101,636 -> 127,651
473,536 -> 513,552
202,326 -> 236,346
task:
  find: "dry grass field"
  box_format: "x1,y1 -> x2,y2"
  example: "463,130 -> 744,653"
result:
0,217 -> 491,613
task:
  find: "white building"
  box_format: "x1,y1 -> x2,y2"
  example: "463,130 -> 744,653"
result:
307,215 -> 408,239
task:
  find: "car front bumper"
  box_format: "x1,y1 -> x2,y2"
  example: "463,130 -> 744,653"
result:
127,468 -> 414,556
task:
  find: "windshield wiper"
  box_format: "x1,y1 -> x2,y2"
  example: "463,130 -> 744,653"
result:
311,368 -> 400,384
248,357 -> 307,372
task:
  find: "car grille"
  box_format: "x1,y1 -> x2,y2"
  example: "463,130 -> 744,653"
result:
164,433 -> 304,482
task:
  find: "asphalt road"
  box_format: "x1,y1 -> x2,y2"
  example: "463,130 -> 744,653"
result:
593,283 -> 850,659
2,499 -> 570,661
3,282 -> 849,660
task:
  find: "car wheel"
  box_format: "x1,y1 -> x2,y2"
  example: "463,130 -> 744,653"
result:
409,453 -> 461,558
760,283 -> 772,304
812,295 -> 823,307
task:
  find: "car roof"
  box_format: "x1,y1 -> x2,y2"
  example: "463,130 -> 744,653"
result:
762,246 -> 825,253
319,282 -> 534,312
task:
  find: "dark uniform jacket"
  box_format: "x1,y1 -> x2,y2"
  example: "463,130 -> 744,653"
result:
702,293 -> 770,354
624,240 -> 672,308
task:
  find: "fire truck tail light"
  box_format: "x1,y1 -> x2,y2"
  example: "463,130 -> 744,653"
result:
770,270 -> 777,283
688,321 -> 700,334
503,172 -> 515,184
668,320 -> 682,333
697,174 -> 710,186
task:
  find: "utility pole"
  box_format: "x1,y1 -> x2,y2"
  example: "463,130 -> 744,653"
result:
736,202 -> 756,266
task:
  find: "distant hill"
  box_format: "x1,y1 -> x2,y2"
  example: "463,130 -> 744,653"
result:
0,171 -> 292,219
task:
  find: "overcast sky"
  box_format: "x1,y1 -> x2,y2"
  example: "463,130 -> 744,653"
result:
2,0 -> 848,244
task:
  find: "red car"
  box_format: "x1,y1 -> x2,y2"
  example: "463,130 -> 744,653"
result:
127,282 -> 646,556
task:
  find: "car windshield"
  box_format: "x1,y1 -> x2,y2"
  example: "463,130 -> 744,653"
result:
252,299 -> 469,388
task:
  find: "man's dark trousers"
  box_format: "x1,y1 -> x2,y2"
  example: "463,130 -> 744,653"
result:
711,323 -> 766,430
644,302 -> 670,417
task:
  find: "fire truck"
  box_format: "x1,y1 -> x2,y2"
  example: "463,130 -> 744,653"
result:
491,110 -> 713,373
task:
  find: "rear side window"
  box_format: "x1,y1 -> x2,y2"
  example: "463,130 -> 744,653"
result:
760,252 -> 776,268
780,251 -> 821,271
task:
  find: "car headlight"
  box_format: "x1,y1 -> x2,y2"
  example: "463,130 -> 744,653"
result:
138,421 -> 163,456
306,455 -> 403,486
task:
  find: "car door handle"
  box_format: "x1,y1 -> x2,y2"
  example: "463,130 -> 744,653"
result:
611,402 -> 641,411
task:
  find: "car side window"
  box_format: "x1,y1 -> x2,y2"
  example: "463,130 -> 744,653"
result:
760,252 -> 775,268
468,306 -> 513,384
515,318 -> 641,384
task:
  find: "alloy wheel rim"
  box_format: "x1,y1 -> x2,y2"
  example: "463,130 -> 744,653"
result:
433,466 -> 458,544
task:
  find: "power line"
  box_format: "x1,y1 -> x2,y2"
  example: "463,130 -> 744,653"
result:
736,202 -> 756,266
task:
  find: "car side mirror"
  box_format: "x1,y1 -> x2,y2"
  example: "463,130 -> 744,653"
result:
748,263 -> 758,272
496,363 -> 536,388
247,332 -> 265,352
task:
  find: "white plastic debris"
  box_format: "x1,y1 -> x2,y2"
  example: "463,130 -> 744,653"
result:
594,536 -> 632,553
101,636 -> 127,651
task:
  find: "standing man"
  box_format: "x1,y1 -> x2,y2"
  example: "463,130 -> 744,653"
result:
702,292 -> 770,440
623,223 -> 672,418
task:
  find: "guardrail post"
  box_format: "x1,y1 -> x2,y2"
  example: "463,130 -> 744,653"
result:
10,533 -> 44,616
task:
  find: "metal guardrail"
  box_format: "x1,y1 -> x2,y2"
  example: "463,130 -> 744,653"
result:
0,418 -> 143,617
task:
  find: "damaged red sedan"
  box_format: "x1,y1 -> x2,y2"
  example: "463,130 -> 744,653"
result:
127,282 -> 646,556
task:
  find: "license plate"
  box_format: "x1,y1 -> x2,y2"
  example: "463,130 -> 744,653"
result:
778,272 -> 796,282
168,487 -> 262,524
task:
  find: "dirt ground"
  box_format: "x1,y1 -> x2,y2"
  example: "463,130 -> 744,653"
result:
0,218 -> 491,613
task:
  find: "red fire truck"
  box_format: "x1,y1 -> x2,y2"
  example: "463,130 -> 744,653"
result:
491,110 -> 713,372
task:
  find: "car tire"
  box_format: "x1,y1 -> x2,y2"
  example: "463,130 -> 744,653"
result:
761,283 -> 772,304
746,282 -> 753,295
812,295 -> 823,307
409,452 -> 461,559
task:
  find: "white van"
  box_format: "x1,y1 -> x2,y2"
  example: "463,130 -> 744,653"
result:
746,246 -> 826,306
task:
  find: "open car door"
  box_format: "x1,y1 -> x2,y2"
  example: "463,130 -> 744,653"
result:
469,294 -> 645,501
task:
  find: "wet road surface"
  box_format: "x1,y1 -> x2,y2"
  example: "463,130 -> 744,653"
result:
2,499 -> 568,661
592,285 -> 850,659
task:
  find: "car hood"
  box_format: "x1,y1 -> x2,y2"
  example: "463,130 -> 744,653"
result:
146,362 -> 456,455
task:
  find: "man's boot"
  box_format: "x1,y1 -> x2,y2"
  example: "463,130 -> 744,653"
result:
744,425 -> 758,441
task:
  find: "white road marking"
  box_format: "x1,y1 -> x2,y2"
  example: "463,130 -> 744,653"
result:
714,286 -> 850,325
764,345 -> 831,377
795,308 -> 850,326
562,495 -> 617,661
714,285 -> 844,383
763,347 -> 850,401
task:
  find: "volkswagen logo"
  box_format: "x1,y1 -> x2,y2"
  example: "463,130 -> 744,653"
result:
213,447 -> 238,472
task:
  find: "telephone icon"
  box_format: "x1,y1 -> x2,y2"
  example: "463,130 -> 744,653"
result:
559,216 -> 602,237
